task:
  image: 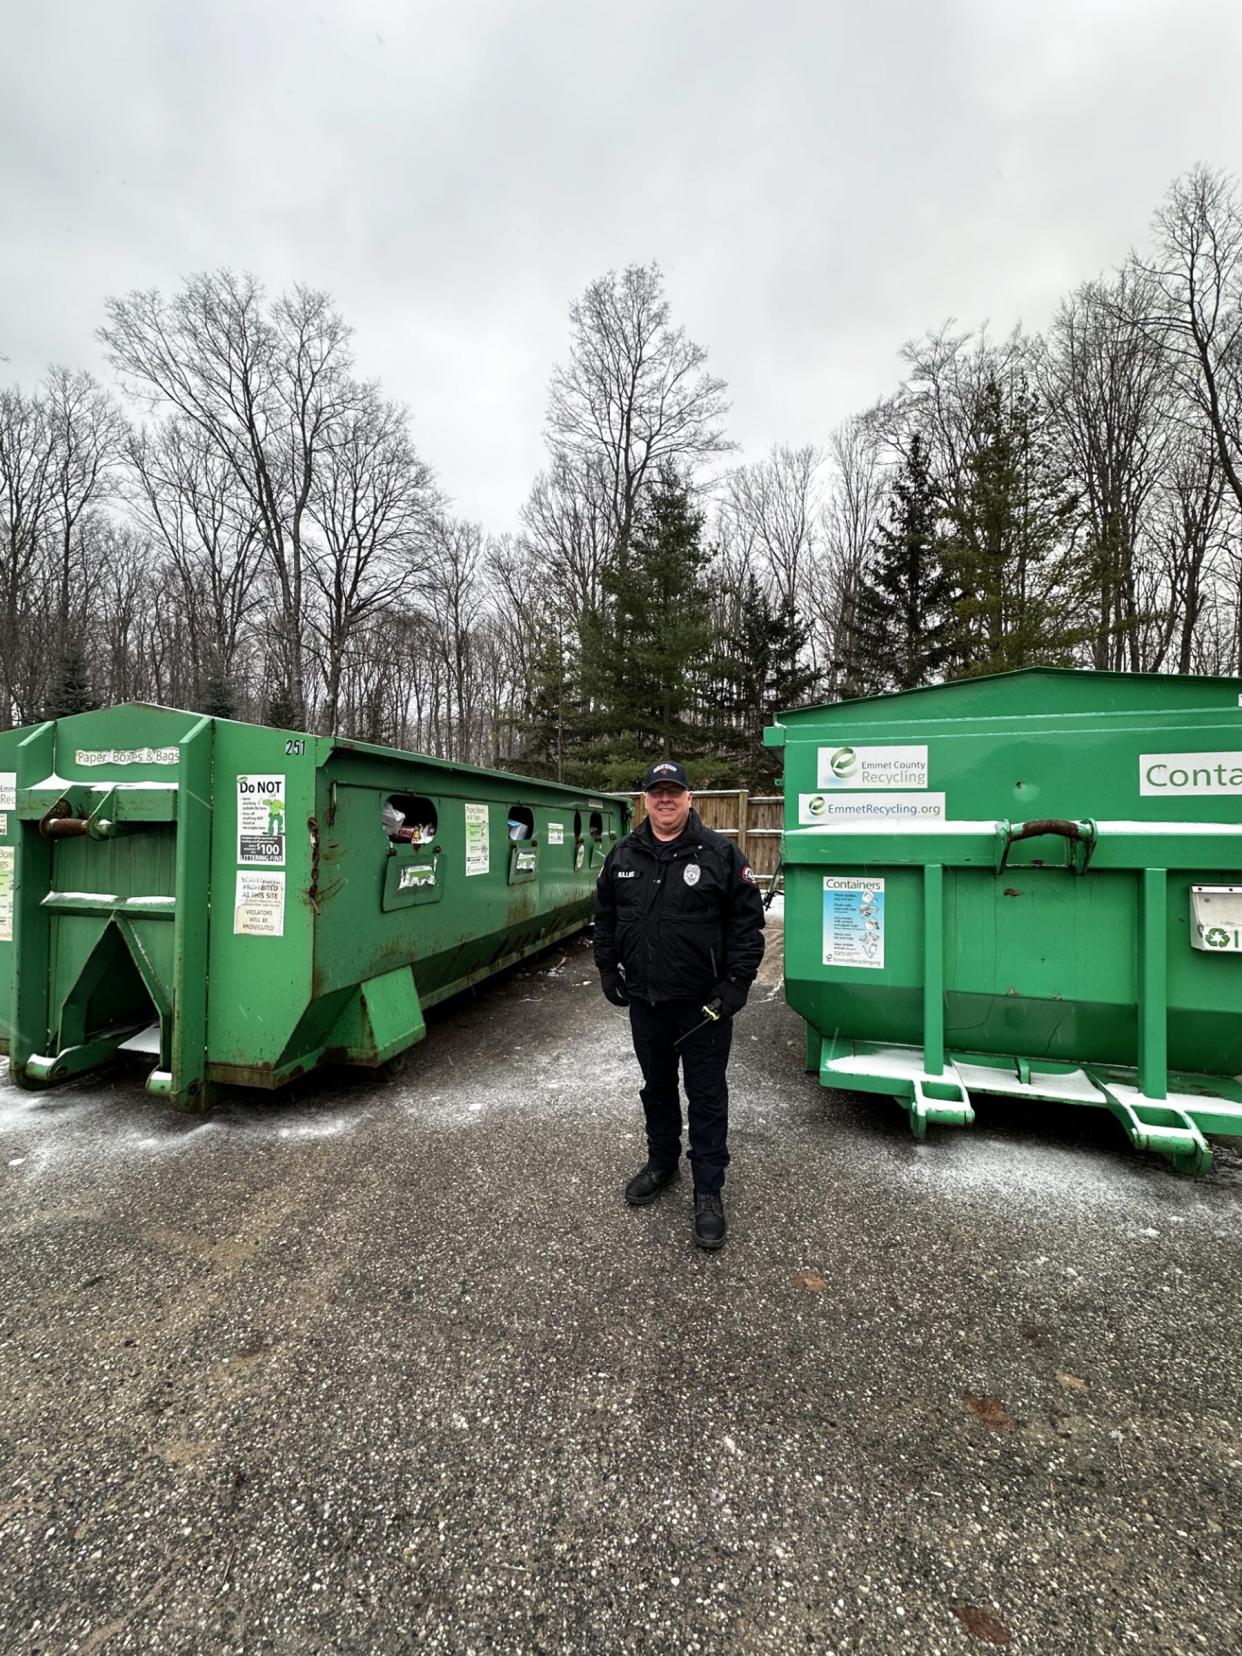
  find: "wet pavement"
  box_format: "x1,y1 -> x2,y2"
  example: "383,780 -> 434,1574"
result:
1,914 -> 1239,1654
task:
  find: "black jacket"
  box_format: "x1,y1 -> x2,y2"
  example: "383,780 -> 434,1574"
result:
593,811 -> 766,1002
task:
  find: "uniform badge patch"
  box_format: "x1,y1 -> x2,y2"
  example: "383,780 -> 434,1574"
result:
683,864 -> 701,886
742,866 -> 756,883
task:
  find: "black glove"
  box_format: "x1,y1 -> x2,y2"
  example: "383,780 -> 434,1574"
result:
712,979 -> 749,1018
600,970 -> 630,1007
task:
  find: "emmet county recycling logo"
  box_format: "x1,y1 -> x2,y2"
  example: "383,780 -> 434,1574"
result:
828,747 -> 856,780
1205,926 -> 1233,949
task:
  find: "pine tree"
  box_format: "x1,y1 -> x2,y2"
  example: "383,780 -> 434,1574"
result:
519,626 -> 586,781
200,650 -> 236,720
851,434 -> 956,693
943,376 -> 1085,674
710,576 -> 819,786
44,634 -> 98,720
584,469 -> 718,788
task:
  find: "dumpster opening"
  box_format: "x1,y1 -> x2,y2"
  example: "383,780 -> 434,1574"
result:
507,805 -> 534,841
382,794 -> 438,845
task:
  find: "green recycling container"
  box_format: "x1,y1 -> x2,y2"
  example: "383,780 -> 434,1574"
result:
0,704 -> 627,1108
766,668 -> 1242,1174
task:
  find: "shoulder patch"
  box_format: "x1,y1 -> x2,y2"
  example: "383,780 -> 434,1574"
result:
742,866 -> 757,883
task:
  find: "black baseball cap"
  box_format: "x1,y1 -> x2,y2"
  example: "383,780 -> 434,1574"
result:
643,760 -> 691,791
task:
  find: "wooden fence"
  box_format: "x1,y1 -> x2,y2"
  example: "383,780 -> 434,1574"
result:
615,791 -> 783,881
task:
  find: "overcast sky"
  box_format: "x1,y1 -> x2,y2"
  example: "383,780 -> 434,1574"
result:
3,0 -> 1242,529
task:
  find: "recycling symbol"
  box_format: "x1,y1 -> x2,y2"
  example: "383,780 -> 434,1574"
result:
1205,926 -> 1232,949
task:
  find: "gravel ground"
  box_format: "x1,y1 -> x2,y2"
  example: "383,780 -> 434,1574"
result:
1,913 -> 1239,1655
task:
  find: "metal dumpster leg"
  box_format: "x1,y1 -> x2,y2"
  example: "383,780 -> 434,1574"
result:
1138,867 -> 1168,1103
164,716 -> 214,1111
10,722 -> 55,1088
1091,1076 -> 1213,1176
804,1020 -> 820,1073
923,864 -> 945,1077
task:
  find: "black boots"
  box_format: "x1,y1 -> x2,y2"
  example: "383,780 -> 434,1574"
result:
625,1163 -> 727,1249
693,1191 -> 726,1250
624,1162 -> 680,1206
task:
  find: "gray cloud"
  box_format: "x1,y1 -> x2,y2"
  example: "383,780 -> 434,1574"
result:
3,0 -> 1241,526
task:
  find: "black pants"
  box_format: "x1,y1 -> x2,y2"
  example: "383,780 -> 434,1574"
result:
628,997 -> 733,1194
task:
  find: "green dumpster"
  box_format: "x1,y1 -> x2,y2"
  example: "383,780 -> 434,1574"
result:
0,704 -> 627,1108
766,668 -> 1242,1174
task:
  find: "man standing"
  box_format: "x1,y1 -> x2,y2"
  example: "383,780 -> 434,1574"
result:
593,761 -> 766,1250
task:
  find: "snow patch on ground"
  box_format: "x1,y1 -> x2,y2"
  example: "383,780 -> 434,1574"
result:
0,1064 -> 360,1178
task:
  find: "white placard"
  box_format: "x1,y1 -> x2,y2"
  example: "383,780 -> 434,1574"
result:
799,792 -> 945,825
817,744 -> 928,790
0,772 -> 14,811
823,877 -> 885,969
234,870 -> 285,936
1140,751 -> 1242,796
465,802 -> 490,876
0,813 -> 7,837
547,822 -> 565,846
75,747 -> 179,766
0,845 -> 13,941
237,774 -> 286,865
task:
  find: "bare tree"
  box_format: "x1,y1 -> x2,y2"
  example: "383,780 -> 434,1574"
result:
126,419 -> 266,714
424,516 -> 487,761
546,263 -> 732,571
1136,168 -> 1242,504
307,385 -> 438,732
0,385 -> 56,720
881,322 -> 1036,512
720,443 -> 824,618
816,414 -> 888,696
1042,271 -> 1174,668
1153,430 -> 1232,672
100,271 -> 355,725
520,454 -> 612,622
43,367 -> 127,630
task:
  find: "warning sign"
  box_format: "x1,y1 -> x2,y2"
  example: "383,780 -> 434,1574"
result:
547,822 -> 564,846
237,774 -> 286,865
822,877 -> 885,969
234,870 -> 285,936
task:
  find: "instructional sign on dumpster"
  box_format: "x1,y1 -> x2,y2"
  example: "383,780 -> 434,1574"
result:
0,772 -> 14,811
547,822 -> 564,846
237,774 -> 286,865
823,877 -> 885,969
234,870 -> 285,936
0,845 -> 13,942
465,802 -> 490,876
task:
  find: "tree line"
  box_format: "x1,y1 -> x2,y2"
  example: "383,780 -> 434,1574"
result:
3,164 -> 1241,788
